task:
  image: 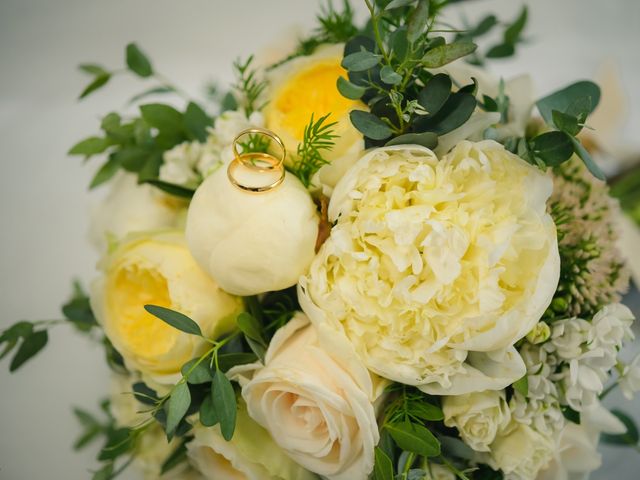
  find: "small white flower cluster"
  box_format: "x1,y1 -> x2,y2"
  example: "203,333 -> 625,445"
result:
159,110 -> 264,187
546,303 -> 635,411
619,353 -> 640,400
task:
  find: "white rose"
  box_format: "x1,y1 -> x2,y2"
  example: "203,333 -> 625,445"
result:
301,142 -> 559,395
230,313 -> 380,480
489,423 -> 555,480
187,402 -> 316,480
91,231 -> 242,388
443,390 -> 511,452
186,160 -> 318,296
89,172 -> 184,251
263,43 -> 366,191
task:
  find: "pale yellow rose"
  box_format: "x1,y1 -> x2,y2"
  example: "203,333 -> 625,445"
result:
186,161 -> 318,296
443,391 -> 511,452
230,313 -> 380,480
91,231 -> 242,387
489,423 -> 555,480
300,142 -> 559,395
263,43 -> 365,190
187,401 -> 316,480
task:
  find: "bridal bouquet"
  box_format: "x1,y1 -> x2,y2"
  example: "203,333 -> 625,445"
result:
3,1 -> 640,479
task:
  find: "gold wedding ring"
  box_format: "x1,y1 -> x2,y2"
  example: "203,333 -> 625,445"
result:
228,128 -> 287,193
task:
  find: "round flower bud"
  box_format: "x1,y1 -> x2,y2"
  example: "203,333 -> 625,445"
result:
186,162 -> 318,296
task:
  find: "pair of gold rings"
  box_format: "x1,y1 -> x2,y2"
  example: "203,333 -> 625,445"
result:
227,128 -> 286,193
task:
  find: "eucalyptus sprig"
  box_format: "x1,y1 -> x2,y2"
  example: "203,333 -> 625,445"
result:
289,113 -> 338,188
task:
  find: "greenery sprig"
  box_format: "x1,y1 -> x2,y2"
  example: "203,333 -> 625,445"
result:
289,113 -> 338,188
232,55 -> 267,117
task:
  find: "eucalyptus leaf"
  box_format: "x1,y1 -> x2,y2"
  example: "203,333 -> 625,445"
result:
418,73 -> 451,114
341,50 -> 381,72
421,42 -> 477,68
486,43 -> 515,58
79,73 -> 111,99
373,447 -> 394,480
536,81 -> 600,126
531,131 -> 574,166
385,132 -> 438,149
386,421 -> 441,457
166,382 -> 191,435
212,370 -> 237,441
10,330 -> 48,372
144,305 -> 203,336
552,110 -> 581,136
415,92 -> 476,135
126,43 -> 153,78
337,76 -> 367,100
572,136 -> 605,180
350,110 -> 393,140
407,0 -> 430,43
133,382 -> 159,405
380,66 -> 402,85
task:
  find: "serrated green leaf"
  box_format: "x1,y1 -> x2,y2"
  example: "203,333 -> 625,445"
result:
536,81 -> 600,126
90,157 -> 121,189
337,76 -> 367,100
418,73 -> 451,114
386,421 -> 441,457
181,358 -> 213,384
602,409 -> 639,446
183,102 -> 212,142
531,131 -> 574,166
421,42 -> 477,68
144,305 -> 202,336
166,382 -> 191,435
140,103 -> 184,133
126,43 -> 153,78
385,132 -> 438,149
572,136 -> 605,180
10,330 -> 48,372
513,375 -> 529,397
373,447 -> 394,480
68,137 -> 110,156
341,50 -> 381,72
200,394 -> 219,427
380,65 -> 402,85
212,370 -> 237,441
141,179 -> 195,199
350,110 -> 393,140
79,73 -> 111,99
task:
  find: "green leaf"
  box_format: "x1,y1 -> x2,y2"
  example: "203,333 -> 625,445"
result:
140,103 -> 184,133
504,6 -> 528,45
79,63 -> 108,76
129,86 -> 175,104
98,427 -> 133,461
380,66 -> 402,85
181,358 -> 213,384
386,421 -> 441,457
10,330 -> 48,372
73,426 -> 102,451
79,73 -> 111,99
416,92 -> 476,135
68,137 -> 110,156
486,43 -> 515,58
200,394 -> 219,427
166,382 -> 191,435
385,132 -> 438,150
561,405 -> 581,424
531,131 -> 574,166
407,0 -> 430,43
142,179 -> 195,199
337,76 -> 367,100
385,0 -> 415,9
552,110 -> 581,136
350,110 -> 393,140
513,375 -> 529,397
92,463 -> 114,480
212,370 -> 237,441
113,147 -> 149,172
217,352 -> 258,372
409,402 -> 444,421
421,42 -> 477,68
341,50 -> 381,72
571,136 -> 605,180
602,409 -> 639,446
373,447 -> 394,480
126,43 -> 153,78
144,305 -> 203,336
418,73 -> 451,114
133,382 -> 159,405
536,81 -> 601,126
0,321 -> 33,344
184,102 -> 212,142
160,439 -> 188,475
236,313 -> 266,347
90,156 -> 120,189
73,407 -> 99,428
100,112 -> 121,132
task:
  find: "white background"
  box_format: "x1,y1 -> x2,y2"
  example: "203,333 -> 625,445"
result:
1,0 -> 639,479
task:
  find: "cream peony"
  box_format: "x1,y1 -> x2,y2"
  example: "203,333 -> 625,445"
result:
187,401 -> 316,480
300,142 -> 560,395
186,160 -> 318,296
489,423 -> 555,480
91,231 -> 242,387
443,390 -> 511,452
89,172 -> 185,251
230,313 -> 380,480
263,43 -> 365,190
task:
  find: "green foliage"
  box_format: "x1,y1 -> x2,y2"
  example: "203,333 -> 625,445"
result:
386,421 -> 441,457
212,370 -> 237,440
126,43 -> 153,78
512,375 -> 529,397
232,55 -> 267,117
144,305 -> 203,336
289,113 -> 338,188
373,447 -> 394,480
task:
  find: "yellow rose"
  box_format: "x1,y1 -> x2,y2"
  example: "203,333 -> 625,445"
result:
264,43 -> 365,190
300,141 -> 560,395
91,231 -> 242,387
230,313 -> 381,480
187,401 -> 315,480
